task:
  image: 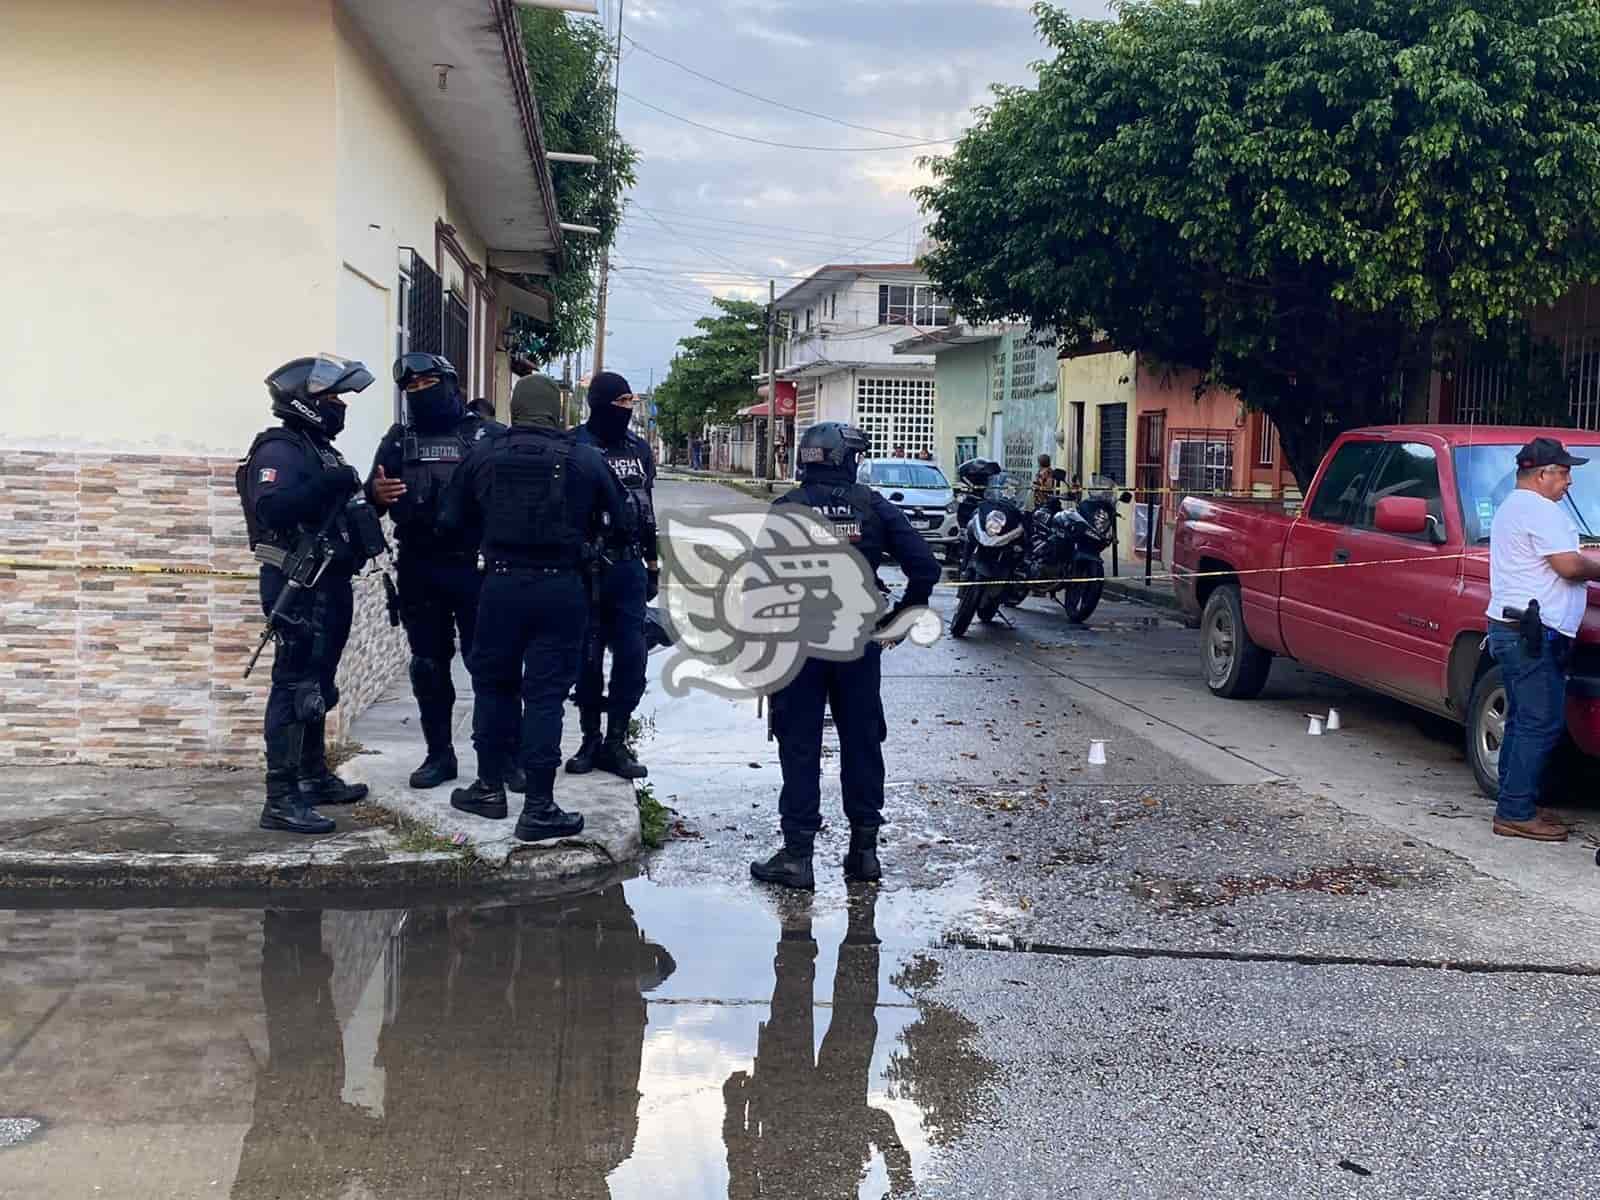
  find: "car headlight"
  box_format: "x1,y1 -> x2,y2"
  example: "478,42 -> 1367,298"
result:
945,500 -> 957,514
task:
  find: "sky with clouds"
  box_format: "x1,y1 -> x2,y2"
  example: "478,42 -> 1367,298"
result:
587,0 -> 1113,391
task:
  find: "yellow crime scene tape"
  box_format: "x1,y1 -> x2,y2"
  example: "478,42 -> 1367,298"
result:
0,549 -> 1478,591
658,468 -> 1304,501
0,555 -> 258,581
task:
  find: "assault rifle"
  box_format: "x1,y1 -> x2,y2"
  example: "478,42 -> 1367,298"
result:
244,501 -> 347,679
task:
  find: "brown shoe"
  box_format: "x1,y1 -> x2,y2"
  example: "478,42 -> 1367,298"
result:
1537,807 -> 1578,828
1493,816 -> 1570,842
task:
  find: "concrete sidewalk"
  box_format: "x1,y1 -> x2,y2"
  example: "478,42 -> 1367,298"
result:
0,665 -> 641,892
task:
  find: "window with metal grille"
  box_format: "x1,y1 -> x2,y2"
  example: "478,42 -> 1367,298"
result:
854,375 -> 937,459
406,251 -> 443,356
1254,411 -> 1277,466
1096,402 -> 1128,484
1172,432 -> 1235,501
955,436 -> 979,465
444,292 -> 469,382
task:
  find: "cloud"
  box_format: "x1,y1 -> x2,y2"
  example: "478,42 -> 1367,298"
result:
733,21 -> 812,47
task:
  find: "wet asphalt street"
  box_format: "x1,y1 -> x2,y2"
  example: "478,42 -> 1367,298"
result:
2,478 -> 1598,1199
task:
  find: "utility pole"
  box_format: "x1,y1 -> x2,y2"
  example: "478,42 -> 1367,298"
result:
591,0 -> 625,373
765,279 -> 778,483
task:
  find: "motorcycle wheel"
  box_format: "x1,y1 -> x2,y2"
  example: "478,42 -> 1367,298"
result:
1061,560 -> 1105,624
951,580 -> 981,638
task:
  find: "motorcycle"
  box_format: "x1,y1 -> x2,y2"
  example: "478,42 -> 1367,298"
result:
950,468 -> 1028,638
1002,506 -> 1110,623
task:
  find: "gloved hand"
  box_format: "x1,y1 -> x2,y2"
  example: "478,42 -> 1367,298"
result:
322,464 -> 362,498
646,563 -> 660,602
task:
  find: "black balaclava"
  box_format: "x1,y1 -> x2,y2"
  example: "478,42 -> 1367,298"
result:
315,397 -> 346,439
407,375 -> 462,432
586,371 -> 634,444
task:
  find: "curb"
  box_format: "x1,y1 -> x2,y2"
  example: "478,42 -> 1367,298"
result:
1103,578 -> 1182,613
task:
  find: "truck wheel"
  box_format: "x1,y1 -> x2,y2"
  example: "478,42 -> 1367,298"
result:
1465,665 -> 1506,800
1202,584 -> 1271,699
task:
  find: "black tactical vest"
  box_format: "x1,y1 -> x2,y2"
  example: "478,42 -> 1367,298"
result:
394,417 -> 494,546
236,427 -> 354,555
597,440 -> 654,549
482,431 -> 584,564
779,482 -> 882,549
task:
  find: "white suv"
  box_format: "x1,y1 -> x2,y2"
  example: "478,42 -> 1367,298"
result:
862,459 -> 960,562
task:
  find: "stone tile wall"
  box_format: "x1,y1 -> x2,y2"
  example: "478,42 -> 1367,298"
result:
0,448 -> 407,766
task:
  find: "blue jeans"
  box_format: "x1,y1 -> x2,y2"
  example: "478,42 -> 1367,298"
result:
1487,627 -> 1572,821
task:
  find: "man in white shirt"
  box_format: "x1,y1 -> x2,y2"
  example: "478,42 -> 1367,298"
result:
1485,437 -> 1600,841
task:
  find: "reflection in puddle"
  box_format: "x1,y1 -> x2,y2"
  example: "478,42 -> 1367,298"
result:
0,880 -> 991,1198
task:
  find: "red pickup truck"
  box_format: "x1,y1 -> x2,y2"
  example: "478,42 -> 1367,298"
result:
1173,424 -> 1600,797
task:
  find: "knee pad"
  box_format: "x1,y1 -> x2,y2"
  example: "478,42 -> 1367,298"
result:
292,681 -> 326,723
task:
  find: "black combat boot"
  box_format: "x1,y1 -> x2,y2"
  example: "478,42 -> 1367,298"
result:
451,779 -> 508,821
564,712 -> 604,775
843,825 -> 882,883
298,717 -> 368,806
409,710 -> 458,789
751,834 -> 816,891
593,720 -> 647,780
514,770 -> 585,842
260,726 -> 336,835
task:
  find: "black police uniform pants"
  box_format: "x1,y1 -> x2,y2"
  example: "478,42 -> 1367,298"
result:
396,550 -> 483,751
261,569 -> 353,741
771,644 -> 887,840
466,567 -> 587,787
573,557 -> 648,731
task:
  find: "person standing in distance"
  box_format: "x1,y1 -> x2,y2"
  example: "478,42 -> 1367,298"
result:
1485,436 -> 1600,841
365,353 -> 504,790
438,373 -> 633,842
568,371 -> 657,780
238,356 -> 383,834
751,422 -> 941,890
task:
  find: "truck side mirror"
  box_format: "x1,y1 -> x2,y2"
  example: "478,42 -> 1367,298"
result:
1374,496 -> 1429,536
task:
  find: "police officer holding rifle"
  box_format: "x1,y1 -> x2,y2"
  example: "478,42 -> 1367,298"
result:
239,355 -> 387,834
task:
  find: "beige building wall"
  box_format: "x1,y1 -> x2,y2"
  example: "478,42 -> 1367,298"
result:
1059,350 -> 1139,560
4,0 -> 339,456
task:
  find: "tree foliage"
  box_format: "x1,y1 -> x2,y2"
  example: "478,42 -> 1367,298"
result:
519,12 -> 637,363
653,298 -> 769,447
917,0 -> 1600,485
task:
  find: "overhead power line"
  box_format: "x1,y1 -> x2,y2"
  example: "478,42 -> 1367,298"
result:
619,91 -> 954,152
622,34 -> 959,143
623,204 -> 895,242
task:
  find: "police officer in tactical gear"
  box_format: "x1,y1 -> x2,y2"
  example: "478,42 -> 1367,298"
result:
439,373 -> 633,842
366,353 -> 505,790
567,371 -> 658,781
752,421 -> 941,889
239,355 -> 384,834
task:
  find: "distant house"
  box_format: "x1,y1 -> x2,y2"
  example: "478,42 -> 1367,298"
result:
767,265 -> 945,471
2,0 -> 566,764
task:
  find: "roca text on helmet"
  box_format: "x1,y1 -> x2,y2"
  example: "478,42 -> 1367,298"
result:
797,421 -> 871,478
266,354 -> 375,438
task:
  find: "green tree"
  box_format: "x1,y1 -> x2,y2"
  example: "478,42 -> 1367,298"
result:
518,11 -> 637,363
917,0 -> 1600,486
654,298 -> 769,447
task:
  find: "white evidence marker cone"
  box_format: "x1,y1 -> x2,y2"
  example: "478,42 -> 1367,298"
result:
1087,740 -> 1107,765
1306,715 -> 1325,736
1326,708 -> 1342,731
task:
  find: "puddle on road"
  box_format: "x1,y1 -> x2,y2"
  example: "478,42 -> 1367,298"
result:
0,879 -> 994,1198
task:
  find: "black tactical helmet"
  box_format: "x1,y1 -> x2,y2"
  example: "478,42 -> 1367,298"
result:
266,354 -> 375,435
797,421 -> 871,477
393,352 -> 459,390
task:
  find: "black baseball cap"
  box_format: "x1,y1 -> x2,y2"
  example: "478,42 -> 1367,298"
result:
1517,436 -> 1589,469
